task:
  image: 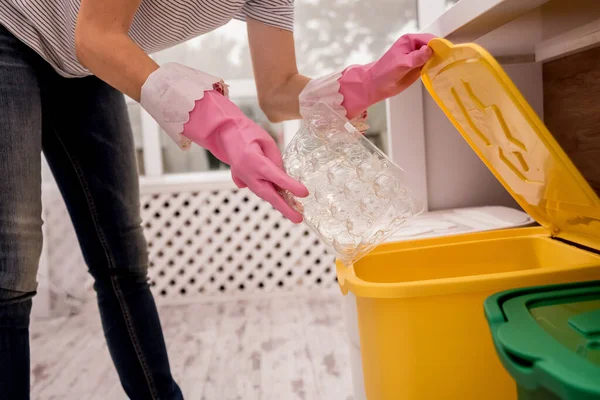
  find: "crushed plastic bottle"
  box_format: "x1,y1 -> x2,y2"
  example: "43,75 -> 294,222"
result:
281,102 -> 423,265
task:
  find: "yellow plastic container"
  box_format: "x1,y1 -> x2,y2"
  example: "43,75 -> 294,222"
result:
337,38 -> 600,400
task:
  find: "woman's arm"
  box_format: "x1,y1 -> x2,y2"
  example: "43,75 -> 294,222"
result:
75,0 -> 158,101
246,18 -> 310,123
75,2 -> 307,222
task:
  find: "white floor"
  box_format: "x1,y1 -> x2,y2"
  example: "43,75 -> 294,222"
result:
30,292 -> 355,400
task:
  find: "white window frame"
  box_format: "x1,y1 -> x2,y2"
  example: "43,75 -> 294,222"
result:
385,0 -> 447,212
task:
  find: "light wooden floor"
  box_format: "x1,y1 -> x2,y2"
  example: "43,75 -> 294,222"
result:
30,292 -> 355,400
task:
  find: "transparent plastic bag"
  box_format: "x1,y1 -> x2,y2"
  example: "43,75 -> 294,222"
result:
281,102 -> 423,266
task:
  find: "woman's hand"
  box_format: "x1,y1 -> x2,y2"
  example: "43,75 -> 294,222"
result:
299,33 -> 436,120
182,90 -> 309,223
247,23 -> 434,132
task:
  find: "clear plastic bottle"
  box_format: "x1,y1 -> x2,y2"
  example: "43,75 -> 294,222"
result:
281,102 -> 423,265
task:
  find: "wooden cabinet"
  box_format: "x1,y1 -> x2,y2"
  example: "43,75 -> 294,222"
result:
543,47 -> 600,196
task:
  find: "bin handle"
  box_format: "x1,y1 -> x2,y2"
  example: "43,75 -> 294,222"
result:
504,349 -> 535,371
496,344 -> 539,382
336,261 -> 355,296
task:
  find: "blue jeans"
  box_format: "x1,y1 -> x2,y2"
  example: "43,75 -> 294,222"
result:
0,25 -> 183,399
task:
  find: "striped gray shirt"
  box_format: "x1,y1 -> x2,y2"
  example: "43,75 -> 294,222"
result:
0,0 -> 294,78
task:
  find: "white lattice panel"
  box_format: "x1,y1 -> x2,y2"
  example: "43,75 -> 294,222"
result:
142,188 -> 335,299
41,179 -> 336,311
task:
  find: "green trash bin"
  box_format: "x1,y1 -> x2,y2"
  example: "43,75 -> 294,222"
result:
485,280 -> 600,400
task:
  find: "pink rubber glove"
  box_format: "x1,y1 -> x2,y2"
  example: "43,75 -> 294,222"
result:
140,63 -> 308,223
339,33 -> 435,119
182,91 -> 309,223
299,33 -> 436,121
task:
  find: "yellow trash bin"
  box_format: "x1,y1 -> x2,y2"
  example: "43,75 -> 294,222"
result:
336,38 -> 600,400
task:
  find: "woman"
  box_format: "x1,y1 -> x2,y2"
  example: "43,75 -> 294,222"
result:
0,0 -> 433,398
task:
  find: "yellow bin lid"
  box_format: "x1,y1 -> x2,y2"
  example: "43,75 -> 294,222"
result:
420,38 -> 600,252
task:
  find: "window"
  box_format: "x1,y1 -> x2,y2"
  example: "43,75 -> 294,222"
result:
127,0 -> 418,176
295,0 -> 418,77
127,102 -> 146,175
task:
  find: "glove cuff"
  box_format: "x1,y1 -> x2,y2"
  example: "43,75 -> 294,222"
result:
140,63 -> 228,149
299,69 -> 369,132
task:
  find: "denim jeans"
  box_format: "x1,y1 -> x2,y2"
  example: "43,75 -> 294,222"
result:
0,25 -> 183,399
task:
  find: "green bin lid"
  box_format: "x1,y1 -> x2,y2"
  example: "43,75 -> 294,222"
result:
485,280 -> 600,400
